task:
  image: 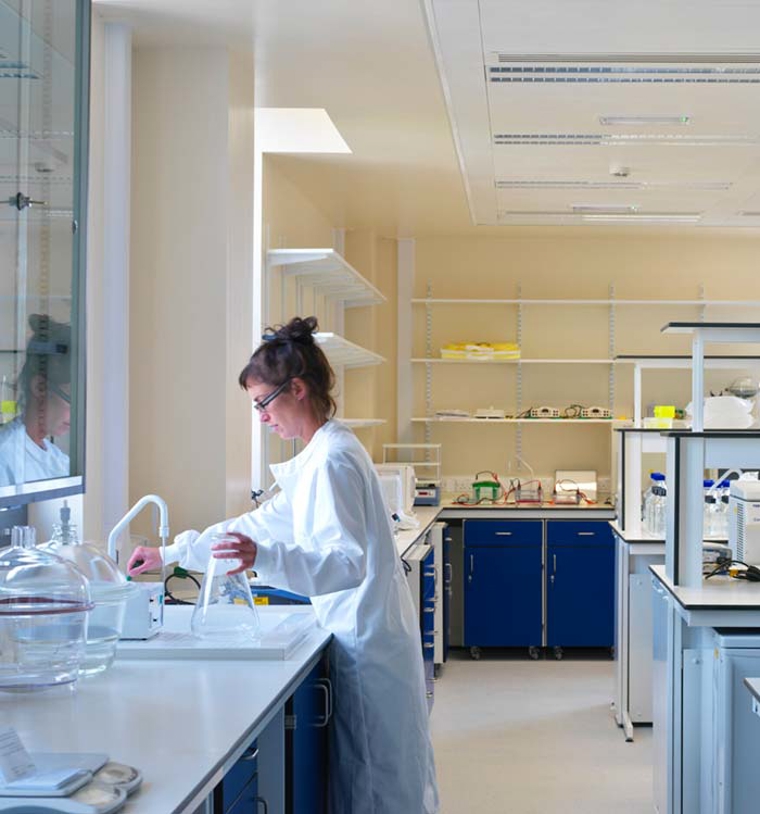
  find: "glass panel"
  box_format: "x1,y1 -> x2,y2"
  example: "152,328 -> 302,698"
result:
0,0 -> 87,504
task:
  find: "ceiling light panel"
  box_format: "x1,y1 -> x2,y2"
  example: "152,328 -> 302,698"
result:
599,115 -> 691,126
495,179 -> 732,190
493,133 -> 760,146
479,0 -> 760,56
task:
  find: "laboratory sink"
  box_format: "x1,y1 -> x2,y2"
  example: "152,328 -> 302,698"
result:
115,604 -> 317,661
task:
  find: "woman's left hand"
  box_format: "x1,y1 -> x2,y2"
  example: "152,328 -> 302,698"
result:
211,532 -> 258,575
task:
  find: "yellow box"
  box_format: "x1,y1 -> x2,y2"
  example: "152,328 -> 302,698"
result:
653,405 -> 676,419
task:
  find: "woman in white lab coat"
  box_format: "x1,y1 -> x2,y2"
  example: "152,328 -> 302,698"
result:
128,316 -> 439,814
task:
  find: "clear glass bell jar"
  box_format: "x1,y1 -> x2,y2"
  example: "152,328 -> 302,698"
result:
0,0 -> 90,509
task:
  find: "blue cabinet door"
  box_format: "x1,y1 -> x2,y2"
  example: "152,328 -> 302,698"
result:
287,659 -> 328,814
464,545 -> 542,647
546,540 -> 615,647
215,741 -> 258,814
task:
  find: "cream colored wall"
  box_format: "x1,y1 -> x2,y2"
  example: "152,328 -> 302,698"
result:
411,234 -> 760,486
261,159 -> 395,464
129,48 -> 254,537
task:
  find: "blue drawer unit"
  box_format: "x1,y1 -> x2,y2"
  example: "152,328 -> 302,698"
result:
422,547 -> 436,710
463,520 -> 542,655
546,520 -> 615,649
215,740 -> 259,814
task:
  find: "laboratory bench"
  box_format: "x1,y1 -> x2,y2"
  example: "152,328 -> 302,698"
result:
650,564 -> 760,813
414,501 -> 617,659
0,620 -> 332,814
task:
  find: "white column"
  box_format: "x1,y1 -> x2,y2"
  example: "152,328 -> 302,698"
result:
86,22 -> 131,540
397,239 -> 415,443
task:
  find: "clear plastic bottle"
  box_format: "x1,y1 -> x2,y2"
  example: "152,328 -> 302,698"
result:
703,479 -> 716,538
644,473 -> 667,536
717,479 -> 731,538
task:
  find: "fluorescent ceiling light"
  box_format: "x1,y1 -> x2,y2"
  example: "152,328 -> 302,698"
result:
580,213 -> 702,224
254,108 -> 351,154
600,115 -> 691,126
572,204 -> 639,214
494,133 -> 760,146
496,179 -> 731,191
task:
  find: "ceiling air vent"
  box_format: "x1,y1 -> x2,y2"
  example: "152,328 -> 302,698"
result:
488,56 -> 760,84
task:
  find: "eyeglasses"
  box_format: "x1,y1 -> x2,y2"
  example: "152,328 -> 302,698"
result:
47,381 -> 71,405
253,379 -> 291,413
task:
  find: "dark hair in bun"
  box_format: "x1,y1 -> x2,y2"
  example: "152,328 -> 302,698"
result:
239,316 -> 336,420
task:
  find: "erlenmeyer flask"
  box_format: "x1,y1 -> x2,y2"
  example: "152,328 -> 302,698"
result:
190,538 -> 261,641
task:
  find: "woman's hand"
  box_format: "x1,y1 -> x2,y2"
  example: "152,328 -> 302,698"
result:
211,532 -> 258,576
127,546 -> 163,576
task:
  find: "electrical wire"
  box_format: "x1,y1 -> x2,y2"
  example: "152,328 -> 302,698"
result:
164,570 -> 201,605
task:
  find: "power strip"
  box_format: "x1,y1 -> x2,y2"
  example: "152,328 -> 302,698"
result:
580,406 -> 612,419
530,406 -> 560,419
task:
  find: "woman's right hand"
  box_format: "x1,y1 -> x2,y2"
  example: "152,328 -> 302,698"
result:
127,546 -> 163,576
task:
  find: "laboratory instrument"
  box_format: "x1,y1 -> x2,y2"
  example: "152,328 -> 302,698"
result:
0,752 -> 140,814
190,541 -> 261,641
39,504 -> 136,675
0,526 -> 92,692
471,473 -> 502,502
474,407 -> 506,419
106,495 -> 170,640
729,480 -> 760,566
529,406 -> 559,419
374,464 -> 416,517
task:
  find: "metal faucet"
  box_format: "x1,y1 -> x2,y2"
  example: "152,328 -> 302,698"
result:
107,494 -> 170,566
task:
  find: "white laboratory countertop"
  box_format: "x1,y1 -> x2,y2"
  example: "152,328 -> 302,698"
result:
651,564 -> 760,627
609,520 -> 665,544
0,613 -> 331,814
395,505 -> 442,556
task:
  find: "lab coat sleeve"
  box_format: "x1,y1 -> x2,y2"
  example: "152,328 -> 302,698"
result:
243,457 -> 368,597
161,489 -> 294,573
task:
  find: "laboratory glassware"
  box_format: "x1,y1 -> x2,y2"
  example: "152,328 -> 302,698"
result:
190,535 -> 261,641
0,526 -> 93,692
40,504 -> 137,675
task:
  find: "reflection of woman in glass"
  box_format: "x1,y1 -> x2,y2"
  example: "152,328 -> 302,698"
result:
0,315 -> 71,486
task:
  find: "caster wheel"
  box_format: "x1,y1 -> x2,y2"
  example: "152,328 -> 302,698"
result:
470,647 -> 482,661
528,646 -> 540,660
553,647 -> 564,661
609,646 -> 616,660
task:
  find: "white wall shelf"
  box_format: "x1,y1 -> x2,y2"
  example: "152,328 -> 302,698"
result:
411,357 -> 613,365
316,332 -> 385,369
267,249 -> 385,308
411,298 -> 760,307
411,417 -> 616,425
343,418 -> 387,428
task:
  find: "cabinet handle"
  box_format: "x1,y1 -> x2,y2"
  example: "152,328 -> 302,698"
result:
444,563 -> 452,582
424,607 -> 435,614
423,643 -> 435,649
469,554 -> 474,583
495,531 -> 512,536
313,678 -> 333,728
240,747 -> 259,762
256,797 -> 269,814
553,554 -> 557,574
577,532 -> 595,536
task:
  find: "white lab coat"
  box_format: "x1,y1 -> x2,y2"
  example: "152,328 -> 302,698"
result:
165,420 -> 439,814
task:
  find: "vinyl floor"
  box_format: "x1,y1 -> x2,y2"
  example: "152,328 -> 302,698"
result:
429,651 -> 653,814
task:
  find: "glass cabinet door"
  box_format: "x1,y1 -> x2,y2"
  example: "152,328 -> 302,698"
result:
0,0 -> 89,505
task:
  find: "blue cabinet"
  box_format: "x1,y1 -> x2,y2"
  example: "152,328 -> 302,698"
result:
546,521 -> 615,648
286,657 -> 330,814
422,547 -> 436,709
463,520 -> 543,651
214,741 -> 259,813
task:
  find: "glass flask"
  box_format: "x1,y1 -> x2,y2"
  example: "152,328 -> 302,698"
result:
190,536 -> 261,641
0,526 -> 93,692
39,503 -> 137,675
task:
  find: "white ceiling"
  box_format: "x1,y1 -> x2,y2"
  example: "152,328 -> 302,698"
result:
94,0 -> 760,236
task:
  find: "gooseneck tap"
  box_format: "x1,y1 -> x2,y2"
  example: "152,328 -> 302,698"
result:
107,494 -> 170,566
